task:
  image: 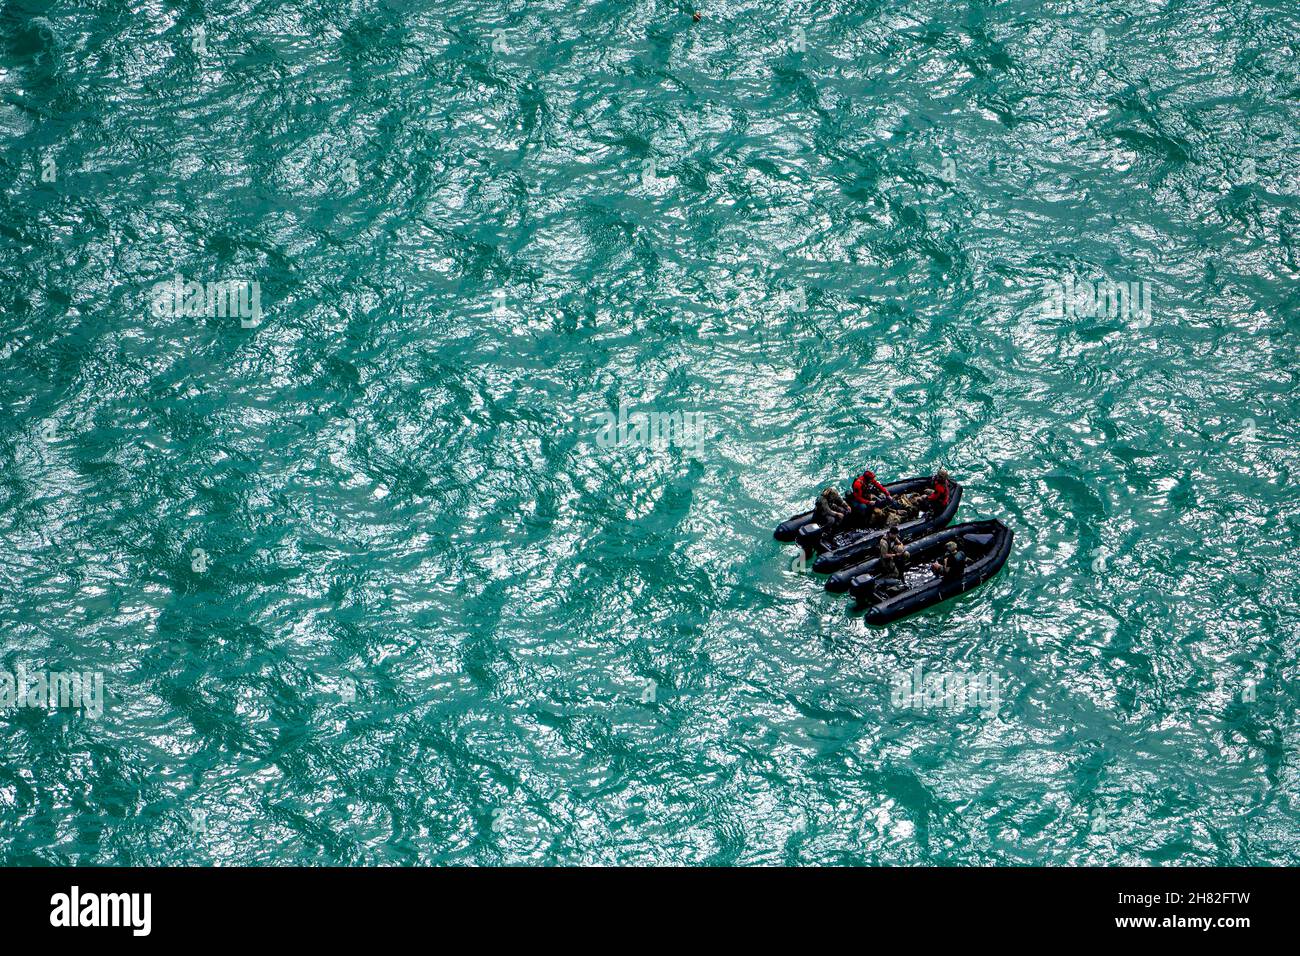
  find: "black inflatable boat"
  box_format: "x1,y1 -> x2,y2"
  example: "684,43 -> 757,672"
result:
774,477 -> 962,558
846,519 -> 1013,625
822,501 -> 980,592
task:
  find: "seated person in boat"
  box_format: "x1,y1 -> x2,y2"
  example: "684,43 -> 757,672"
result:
849,468 -> 895,525
920,468 -> 953,514
813,487 -> 850,530
930,540 -> 967,582
879,518 -> 909,580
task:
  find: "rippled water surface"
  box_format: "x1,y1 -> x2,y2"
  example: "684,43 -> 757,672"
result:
3,0 -> 1300,865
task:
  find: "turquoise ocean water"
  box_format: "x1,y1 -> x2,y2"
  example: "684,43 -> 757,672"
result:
2,1 -> 1299,865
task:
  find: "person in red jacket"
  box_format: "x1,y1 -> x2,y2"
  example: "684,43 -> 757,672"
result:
849,468 -> 894,524
921,468 -> 952,514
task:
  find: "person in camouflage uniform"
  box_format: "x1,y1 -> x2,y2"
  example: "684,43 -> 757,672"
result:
813,487 -> 850,530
